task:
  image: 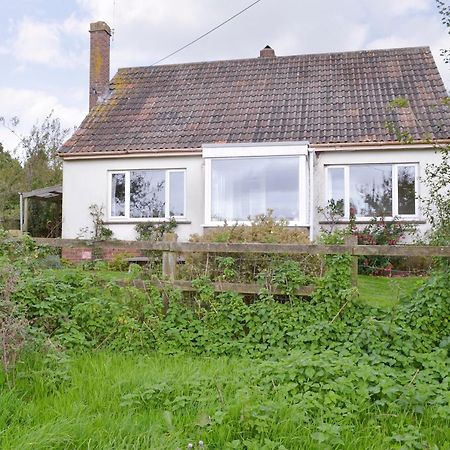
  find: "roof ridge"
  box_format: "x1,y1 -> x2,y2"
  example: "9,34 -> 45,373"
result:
117,45 -> 431,73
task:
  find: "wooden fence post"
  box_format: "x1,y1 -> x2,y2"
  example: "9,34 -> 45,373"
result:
162,232 -> 178,281
344,235 -> 358,287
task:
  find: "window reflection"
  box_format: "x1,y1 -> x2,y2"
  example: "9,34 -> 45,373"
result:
211,156 -> 299,221
130,170 -> 165,218
350,165 -> 392,217
169,171 -> 185,217
398,166 -> 415,215
111,173 -> 125,217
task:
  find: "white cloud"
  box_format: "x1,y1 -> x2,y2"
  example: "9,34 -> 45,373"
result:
375,0 -> 429,15
14,17 -> 61,64
5,16 -> 86,68
76,0 -> 203,28
0,88 -> 85,156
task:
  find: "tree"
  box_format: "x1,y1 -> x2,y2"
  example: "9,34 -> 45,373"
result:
0,143 -> 24,225
0,112 -> 72,236
420,1 -> 450,244
20,113 -> 70,191
420,145 -> 450,244
436,0 -> 450,63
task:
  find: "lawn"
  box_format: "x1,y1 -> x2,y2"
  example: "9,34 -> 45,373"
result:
1,352 -> 448,450
357,275 -> 426,308
2,265 -> 445,450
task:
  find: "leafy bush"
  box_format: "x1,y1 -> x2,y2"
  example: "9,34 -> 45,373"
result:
184,213 -> 321,284
135,218 -> 177,241
355,217 -> 417,274
1,232 -> 449,439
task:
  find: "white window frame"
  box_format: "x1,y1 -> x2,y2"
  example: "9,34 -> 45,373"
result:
325,163 -> 419,220
108,169 -> 186,221
203,143 -> 309,227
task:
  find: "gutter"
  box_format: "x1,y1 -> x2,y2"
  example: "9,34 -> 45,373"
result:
312,140 -> 450,151
308,147 -> 315,242
58,148 -> 203,159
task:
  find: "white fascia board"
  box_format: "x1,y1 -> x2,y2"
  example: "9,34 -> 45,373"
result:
202,141 -> 309,158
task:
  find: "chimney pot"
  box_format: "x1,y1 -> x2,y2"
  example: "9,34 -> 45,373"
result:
89,21 -> 111,111
260,45 -> 276,58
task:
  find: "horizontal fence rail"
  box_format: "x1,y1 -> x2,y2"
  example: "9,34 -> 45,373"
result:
7,236 -> 449,296
28,238 -> 450,257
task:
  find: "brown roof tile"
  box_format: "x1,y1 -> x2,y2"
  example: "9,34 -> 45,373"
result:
61,46 -> 450,154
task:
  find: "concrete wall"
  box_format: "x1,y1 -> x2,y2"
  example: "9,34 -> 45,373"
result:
62,155 -> 204,241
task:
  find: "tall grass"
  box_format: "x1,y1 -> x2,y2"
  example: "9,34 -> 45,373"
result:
1,352 -> 448,450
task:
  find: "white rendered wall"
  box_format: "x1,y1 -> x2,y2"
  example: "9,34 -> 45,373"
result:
62,155 -> 204,241
62,147 -> 440,242
311,147 -> 443,240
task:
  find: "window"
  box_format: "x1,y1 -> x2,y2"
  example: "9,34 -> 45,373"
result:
203,143 -> 309,226
211,156 -> 300,221
109,169 -> 185,220
326,163 -> 418,218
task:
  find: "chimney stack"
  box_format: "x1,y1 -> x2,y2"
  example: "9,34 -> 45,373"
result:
89,21 -> 111,111
260,45 -> 276,58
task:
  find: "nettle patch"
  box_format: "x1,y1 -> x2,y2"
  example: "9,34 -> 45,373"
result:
1,233 -> 449,448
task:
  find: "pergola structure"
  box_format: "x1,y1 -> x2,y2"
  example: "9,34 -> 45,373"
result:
19,185 -> 62,233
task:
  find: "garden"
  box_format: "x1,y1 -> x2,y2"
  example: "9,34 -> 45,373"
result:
0,218 -> 449,449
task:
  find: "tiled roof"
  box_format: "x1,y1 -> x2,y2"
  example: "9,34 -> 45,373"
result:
61,46 -> 450,154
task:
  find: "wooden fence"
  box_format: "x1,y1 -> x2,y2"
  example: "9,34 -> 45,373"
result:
28,236 -> 450,296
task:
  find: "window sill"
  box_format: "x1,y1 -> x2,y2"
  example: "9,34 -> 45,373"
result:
105,219 -> 192,225
202,222 -> 310,228
319,219 -> 426,225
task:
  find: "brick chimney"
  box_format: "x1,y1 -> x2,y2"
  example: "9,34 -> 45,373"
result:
260,45 -> 275,58
89,21 -> 111,111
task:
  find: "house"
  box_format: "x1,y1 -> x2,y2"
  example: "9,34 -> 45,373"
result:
60,21 -> 450,247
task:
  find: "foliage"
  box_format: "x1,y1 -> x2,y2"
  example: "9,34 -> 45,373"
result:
317,199 -> 344,232
135,218 -> 177,241
0,145 -> 23,223
355,216 -> 416,274
108,252 -> 133,271
0,113 -> 71,236
436,0 -> 449,63
388,96 -> 410,109
191,212 -> 310,244
89,204 -> 113,240
0,235 -> 449,448
184,213 -> 321,284
0,265 -> 29,384
419,144 -> 450,245
1,352 -> 448,449
78,204 -> 113,240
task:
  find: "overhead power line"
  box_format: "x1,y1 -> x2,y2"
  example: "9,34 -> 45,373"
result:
151,0 -> 264,66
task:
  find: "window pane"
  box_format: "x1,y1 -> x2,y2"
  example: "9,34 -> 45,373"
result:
349,165 -> 392,217
169,171 -> 185,216
398,166 -> 416,215
111,173 -> 125,217
130,170 -> 165,218
211,156 -> 299,221
328,167 -> 345,215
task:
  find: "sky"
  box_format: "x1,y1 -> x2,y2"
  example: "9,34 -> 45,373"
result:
0,0 -> 449,155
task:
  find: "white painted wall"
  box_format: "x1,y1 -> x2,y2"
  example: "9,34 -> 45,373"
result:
62,155 -> 204,241
311,147 -> 443,241
62,146 -> 441,242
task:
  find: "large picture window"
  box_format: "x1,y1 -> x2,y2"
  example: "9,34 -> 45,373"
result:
110,169 -> 185,220
211,156 -> 299,221
326,163 -> 418,219
203,143 -> 309,226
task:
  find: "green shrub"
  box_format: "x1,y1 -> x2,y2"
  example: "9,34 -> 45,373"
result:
183,213 -> 321,284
